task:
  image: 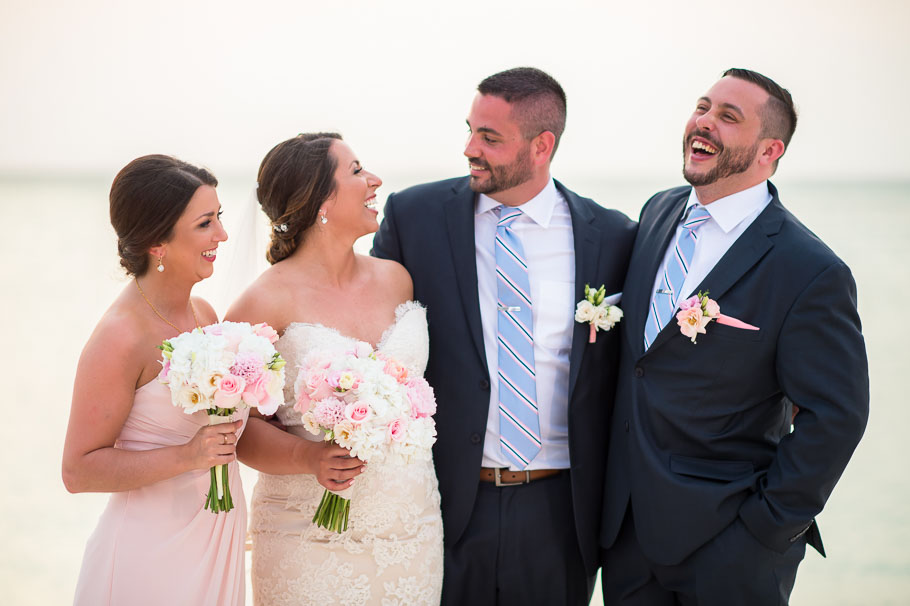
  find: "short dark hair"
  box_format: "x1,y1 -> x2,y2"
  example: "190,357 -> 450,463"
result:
723,68 -> 798,149
256,132 -> 342,264
477,67 -> 567,156
110,155 -> 218,276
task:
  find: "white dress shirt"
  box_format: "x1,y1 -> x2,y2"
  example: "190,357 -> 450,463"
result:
648,180 -> 773,318
475,179 -> 575,470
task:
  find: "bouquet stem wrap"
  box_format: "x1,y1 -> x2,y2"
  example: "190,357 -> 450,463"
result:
206,412 -> 236,513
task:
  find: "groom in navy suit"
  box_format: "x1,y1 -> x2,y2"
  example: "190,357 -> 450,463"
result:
600,69 -> 870,604
373,67 -> 636,604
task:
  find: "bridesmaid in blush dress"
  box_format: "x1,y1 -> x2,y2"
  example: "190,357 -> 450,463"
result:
62,155 -> 245,606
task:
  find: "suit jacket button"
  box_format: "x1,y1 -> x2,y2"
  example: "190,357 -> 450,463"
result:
634,367 -> 644,377
624,421 -> 630,432
470,433 -> 482,445
480,379 -> 490,390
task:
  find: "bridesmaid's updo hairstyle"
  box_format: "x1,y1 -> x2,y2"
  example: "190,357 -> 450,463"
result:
257,132 -> 342,264
110,154 -> 218,276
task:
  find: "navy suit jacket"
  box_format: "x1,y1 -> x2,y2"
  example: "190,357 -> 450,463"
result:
372,176 -> 636,575
601,182 -> 870,566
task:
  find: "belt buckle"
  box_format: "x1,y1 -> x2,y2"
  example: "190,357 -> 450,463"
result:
494,468 -> 529,487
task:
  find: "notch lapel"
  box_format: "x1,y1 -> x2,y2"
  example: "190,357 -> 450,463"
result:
626,192 -> 690,359
443,181 -> 488,370
562,185 -> 600,400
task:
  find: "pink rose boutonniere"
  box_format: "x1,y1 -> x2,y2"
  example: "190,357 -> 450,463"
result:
676,291 -> 759,344
575,283 -> 623,343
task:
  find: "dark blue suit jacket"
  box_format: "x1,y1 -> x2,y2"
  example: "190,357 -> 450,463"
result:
601,182 -> 869,566
372,176 -> 636,575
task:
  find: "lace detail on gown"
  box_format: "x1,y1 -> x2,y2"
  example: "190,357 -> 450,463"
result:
250,302 -> 443,606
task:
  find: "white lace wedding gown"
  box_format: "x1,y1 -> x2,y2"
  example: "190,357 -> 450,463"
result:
249,302 -> 444,606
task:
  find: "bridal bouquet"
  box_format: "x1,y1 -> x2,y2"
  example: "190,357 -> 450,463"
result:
294,341 -> 437,532
158,321 -> 286,513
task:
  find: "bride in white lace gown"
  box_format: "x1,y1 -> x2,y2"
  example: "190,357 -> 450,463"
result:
227,133 -> 443,605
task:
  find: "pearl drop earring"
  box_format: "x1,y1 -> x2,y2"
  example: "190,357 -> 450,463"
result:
320,213 -> 328,225
157,256 -> 165,272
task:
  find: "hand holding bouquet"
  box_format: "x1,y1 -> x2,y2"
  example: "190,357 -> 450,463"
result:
158,321 -> 286,513
294,341 -> 437,532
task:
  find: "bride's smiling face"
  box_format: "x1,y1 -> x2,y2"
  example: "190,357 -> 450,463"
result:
322,140 -> 382,237
152,185 -> 228,281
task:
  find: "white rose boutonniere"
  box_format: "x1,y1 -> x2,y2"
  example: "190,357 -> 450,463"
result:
575,283 -> 623,343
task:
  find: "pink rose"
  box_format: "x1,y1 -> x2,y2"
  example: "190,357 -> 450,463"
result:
344,401 -> 372,424
406,378 -> 437,419
676,307 -> 711,343
387,418 -> 407,442
703,298 -> 720,318
215,374 -> 246,409
679,295 -> 701,311
243,371 -> 270,407
382,357 -> 409,384
253,322 -> 280,344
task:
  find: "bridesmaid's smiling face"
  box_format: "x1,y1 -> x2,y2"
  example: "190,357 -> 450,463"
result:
151,185 -> 228,282
322,140 -> 383,238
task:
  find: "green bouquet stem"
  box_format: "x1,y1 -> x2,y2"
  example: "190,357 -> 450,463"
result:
313,489 -> 350,533
205,410 -> 236,514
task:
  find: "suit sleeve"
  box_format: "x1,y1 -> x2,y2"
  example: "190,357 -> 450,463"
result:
739,261 -> 870,553
371,192 -> 403,263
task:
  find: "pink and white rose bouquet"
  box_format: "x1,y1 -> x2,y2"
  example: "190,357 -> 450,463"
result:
294,342 -> 437,532
158,321 -> 286,513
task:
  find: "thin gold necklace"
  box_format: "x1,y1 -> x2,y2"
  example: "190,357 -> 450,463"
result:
135,278 -> 200,333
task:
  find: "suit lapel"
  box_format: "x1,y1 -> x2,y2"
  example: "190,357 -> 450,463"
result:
443,180 -> 488,369
627,192 -> 690,358
561,183 -> 600,401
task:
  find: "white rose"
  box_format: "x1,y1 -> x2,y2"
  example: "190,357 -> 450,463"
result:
574,300 -> 596,323
174,383 -> 210,414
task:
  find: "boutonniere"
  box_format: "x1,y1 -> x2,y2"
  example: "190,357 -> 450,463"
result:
676,291 -> 759,344
575,283 -> 623,343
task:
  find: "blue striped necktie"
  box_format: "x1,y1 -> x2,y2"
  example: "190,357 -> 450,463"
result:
495,206 -> 541,469
643,205 -> 712,350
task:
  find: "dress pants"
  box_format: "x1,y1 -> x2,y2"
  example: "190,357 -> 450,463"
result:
602,507 -> 807,606
442,471 -> 594,606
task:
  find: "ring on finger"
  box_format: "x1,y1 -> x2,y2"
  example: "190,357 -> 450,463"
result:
222,435 -> 227,445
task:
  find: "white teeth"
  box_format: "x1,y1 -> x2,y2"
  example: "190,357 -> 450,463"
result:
692,140 -> 718,154
364,199 -> 378,210
202,249 -> 216,258
469,164 -> 486,171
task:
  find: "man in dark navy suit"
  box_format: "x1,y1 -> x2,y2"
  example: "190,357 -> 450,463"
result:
372,67 -> 636,605
600,68 -> 870,604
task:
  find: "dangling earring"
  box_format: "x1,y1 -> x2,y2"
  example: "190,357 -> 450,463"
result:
156,255 -> 165,273
320,212 -> 328,225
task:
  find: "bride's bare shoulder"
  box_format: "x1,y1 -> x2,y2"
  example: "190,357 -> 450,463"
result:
363,255 -> 413,302
224,264 -> 294,326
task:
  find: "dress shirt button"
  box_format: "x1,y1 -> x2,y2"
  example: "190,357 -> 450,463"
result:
624,421 -> 630,432
634,367 -> 644,377
480,379 -> 490,391
470,433 -> 482,445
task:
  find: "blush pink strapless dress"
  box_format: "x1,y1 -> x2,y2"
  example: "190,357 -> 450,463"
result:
73,380 -> 249,606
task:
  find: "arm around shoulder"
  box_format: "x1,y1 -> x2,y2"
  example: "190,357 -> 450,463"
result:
371,192 -> 402,263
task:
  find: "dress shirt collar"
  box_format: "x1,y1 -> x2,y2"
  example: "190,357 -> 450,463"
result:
685,180 -> 772,234
475,178 -> 559,228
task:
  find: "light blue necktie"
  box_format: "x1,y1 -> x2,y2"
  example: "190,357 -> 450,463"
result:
495,206 -> 541,469
643,205 -> 712,350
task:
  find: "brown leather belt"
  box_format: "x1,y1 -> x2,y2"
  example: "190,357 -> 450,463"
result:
479,467 -> 562,487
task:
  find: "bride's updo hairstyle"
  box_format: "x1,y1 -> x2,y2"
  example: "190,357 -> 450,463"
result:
257,132 -> 342,264
110,154 -> 218,276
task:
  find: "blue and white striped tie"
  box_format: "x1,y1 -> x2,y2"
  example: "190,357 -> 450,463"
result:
643,205 -> 712,350
495,206 -> 541,469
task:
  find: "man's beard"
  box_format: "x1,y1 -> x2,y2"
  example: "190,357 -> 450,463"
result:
683,132 -> 759,187
469,146 -> 533,194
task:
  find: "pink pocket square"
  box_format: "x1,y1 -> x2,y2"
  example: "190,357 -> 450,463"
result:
716,314 -> 759,331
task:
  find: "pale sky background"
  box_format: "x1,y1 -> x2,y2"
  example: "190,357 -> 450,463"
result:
1,0 -> 908,185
